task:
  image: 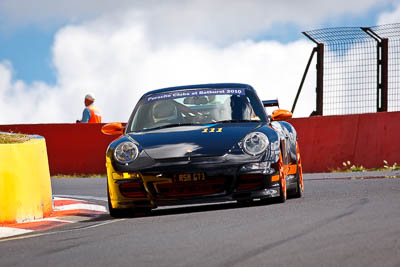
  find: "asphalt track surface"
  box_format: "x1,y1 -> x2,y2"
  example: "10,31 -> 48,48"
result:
1,171 -> 400,267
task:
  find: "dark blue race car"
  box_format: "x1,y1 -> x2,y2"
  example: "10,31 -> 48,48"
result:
102,83 -> 303,217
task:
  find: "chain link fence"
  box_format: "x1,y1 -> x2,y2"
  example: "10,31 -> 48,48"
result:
302,23 -> 400,115
371,24 -> 400,112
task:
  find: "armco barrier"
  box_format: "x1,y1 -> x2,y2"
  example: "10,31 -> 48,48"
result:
0,137 -> 53,223
0,112 -> 399,175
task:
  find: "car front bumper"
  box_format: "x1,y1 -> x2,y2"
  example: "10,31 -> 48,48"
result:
106,156 -> 282,210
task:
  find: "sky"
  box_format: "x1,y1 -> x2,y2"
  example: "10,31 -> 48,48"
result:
0,0 -> 399,123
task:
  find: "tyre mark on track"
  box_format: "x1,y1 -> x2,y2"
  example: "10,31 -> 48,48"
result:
222,198 -> 370,267
306,175 -> 400,181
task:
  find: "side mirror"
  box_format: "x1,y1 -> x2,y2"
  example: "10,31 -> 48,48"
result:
101,122 -> 124,135
271,109 -> 292,121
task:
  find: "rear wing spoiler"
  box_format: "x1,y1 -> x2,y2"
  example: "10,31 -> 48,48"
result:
262,99 -> 279,108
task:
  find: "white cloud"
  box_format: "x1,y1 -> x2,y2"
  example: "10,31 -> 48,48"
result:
378,2 -> 400,24
0,61 -> 63,123
0,12 -> 316,124
2,1 -> 398,124
0,0 -> 390,42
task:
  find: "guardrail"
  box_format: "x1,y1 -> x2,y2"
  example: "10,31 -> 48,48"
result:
0,112 -> 399,175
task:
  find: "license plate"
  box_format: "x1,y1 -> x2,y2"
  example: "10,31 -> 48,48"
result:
176,172 -> 205,182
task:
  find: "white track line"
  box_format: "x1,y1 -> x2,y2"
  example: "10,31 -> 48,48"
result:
0,219 -> 124,242
23,217 -> 76,223
0,197 -> 107,240
54,195 -> 107,202
54,203 -> 107,213
0,227 -> 33,238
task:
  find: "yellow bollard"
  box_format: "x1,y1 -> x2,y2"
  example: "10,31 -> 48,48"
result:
0,137 -> 53,223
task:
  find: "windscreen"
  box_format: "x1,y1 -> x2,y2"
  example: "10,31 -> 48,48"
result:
128,88 -> 267,132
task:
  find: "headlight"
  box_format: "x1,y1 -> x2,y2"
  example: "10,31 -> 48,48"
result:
242,132 -> 269,156
114,141 -> 139,164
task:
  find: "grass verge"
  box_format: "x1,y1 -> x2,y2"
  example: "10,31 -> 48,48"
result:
0,133 -> 30,144
333,160 -> 400,172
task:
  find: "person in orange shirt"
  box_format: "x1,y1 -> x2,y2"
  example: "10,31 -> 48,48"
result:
77,93 -> 102,123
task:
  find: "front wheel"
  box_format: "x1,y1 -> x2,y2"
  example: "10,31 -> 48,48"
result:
292,142 -> 304,198
277,152 -> 287,203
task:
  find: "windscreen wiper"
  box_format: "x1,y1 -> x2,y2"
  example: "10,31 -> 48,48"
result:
215,119 -> 261,123
147,123 -> 199,131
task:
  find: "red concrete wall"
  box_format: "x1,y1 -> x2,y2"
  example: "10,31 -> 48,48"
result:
0,111 -> 399,174
289,111 -> 400,173
0,124 -> 120,175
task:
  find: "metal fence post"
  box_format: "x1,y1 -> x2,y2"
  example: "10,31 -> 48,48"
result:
361,27 -> 389,112
291,47 -> 317,114
302,24 -> 398,115
302,32 -> 324,116
316,43 -> 324,115
380,38 -> 388,112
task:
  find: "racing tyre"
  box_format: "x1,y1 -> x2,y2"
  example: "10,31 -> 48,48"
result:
292,142 -> 304,198
277,152 -> 287,203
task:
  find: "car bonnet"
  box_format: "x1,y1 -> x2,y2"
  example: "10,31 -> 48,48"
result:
128,122 -> 263,159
